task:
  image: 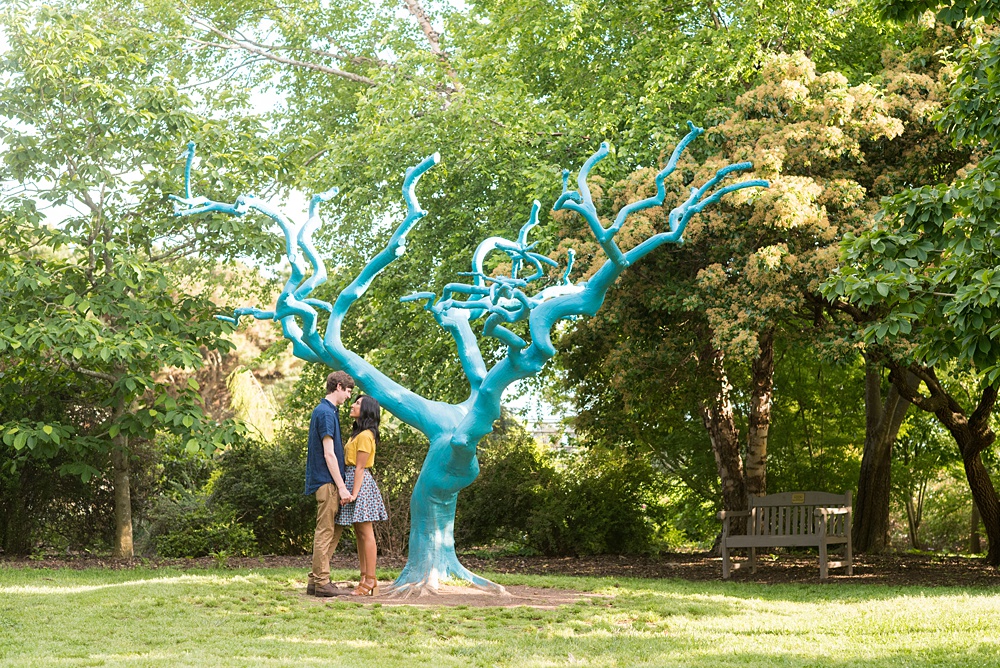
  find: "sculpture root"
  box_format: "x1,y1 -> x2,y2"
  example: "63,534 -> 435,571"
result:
381,565 -> 509,600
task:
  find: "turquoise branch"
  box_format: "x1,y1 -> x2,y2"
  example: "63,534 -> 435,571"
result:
294,187 -> 338,300
610,121 -> 704,237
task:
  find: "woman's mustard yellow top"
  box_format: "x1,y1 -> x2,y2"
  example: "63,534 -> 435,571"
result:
344,430 -> 375,467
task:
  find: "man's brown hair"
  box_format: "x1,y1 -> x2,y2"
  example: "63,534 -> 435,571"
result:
326,371 -> 355,394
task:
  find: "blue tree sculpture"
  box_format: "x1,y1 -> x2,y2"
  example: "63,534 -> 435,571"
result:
173,122 -> 767,596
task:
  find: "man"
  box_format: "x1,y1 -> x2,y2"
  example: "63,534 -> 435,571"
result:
305,370 -> 354,597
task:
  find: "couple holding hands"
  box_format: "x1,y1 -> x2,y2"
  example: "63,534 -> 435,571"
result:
305,371 -> 388,597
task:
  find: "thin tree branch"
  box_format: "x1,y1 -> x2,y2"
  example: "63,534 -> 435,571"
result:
887,360 -> 947,413
149,237 -> 199,263
705,0 -> 723,29
178,54 -> 268,90
225,33 -> 388,69
301,148 -> 329,168
402,0 -> 445,57
402,0 -> 463,92
64,157 -> 101,215
187,20 -> 378,87
56,352 -> 118,384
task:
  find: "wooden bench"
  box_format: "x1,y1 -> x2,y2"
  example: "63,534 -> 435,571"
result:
717,491 -> 853,579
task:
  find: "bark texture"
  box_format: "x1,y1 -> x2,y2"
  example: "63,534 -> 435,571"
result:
745,330 -> 774,497
890,364 -> 1000,566
971,501 -> 982,554
111,436 -> 133,559
959,436 -> 999,564
700,346 -> 747,521
700,334 -> 778,539
853,361 -> 912,553
905,496 -> 923,550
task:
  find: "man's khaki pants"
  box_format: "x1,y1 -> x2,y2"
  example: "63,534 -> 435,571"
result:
309,483 -> 340,586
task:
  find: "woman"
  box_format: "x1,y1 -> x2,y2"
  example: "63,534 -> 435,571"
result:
335,394 -> 388,596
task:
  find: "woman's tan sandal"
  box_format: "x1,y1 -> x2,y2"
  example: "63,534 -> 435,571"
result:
350,576 -> 379,597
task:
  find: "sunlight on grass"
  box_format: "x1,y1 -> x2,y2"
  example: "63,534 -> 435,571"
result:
1,566 -> 998,667
260,636 -> 379,648
0,573 -> 268,596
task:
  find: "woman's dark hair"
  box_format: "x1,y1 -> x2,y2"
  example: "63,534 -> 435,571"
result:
350,395 -> 381,447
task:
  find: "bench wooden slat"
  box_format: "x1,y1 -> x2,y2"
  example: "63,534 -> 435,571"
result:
724,534 -> 849,548
751,491 -> 850,506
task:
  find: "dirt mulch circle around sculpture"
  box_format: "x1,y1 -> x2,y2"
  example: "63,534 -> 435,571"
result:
305,581 -> 606,608
3,552 -> 999,608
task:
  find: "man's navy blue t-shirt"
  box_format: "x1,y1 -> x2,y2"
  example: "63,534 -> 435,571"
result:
304,398 -> 345,495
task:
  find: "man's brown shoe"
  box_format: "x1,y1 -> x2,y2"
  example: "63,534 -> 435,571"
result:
306,582 -> 316,596
313,582 -> 343,597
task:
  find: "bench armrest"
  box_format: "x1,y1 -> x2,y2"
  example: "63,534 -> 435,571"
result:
814,507 -> 850,516
717,510 -> 750,520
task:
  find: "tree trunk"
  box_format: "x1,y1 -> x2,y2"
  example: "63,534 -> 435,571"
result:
853,361 -> 912,553
111,436 -> 133,559
905,496 -> 922,550
699,346 -> 747,523
971,501 -> 982,554
745,330 -> 774,497
390,433 -> 504,596
960,447 -> 999,564
930,384 -> 1000,565
889,367 -> 1000,565
1,467 -> 34,555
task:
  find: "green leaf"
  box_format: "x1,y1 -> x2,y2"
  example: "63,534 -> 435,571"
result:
185,439 -> 200,454
72,347 -> 83,360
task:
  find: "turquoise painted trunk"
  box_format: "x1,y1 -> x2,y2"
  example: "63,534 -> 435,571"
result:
393,433 -> 486,589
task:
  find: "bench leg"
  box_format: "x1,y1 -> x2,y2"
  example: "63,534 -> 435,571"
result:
750,546 -> 757,574
819,541 -> 828,579
846,540 -> 853,576
722,542 -> 731,579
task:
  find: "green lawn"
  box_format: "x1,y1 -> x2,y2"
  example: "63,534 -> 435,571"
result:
1,566 -> 998,667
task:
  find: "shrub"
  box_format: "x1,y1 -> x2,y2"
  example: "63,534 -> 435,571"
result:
456,415 -> 554,549
890,464 -> 986,553
457,413 -> 672,557
0,456 -> 89,555
209,431 -> 317,555
147,494 -> 257,558
525,447 -> 670,556
371,424 -> 425,557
